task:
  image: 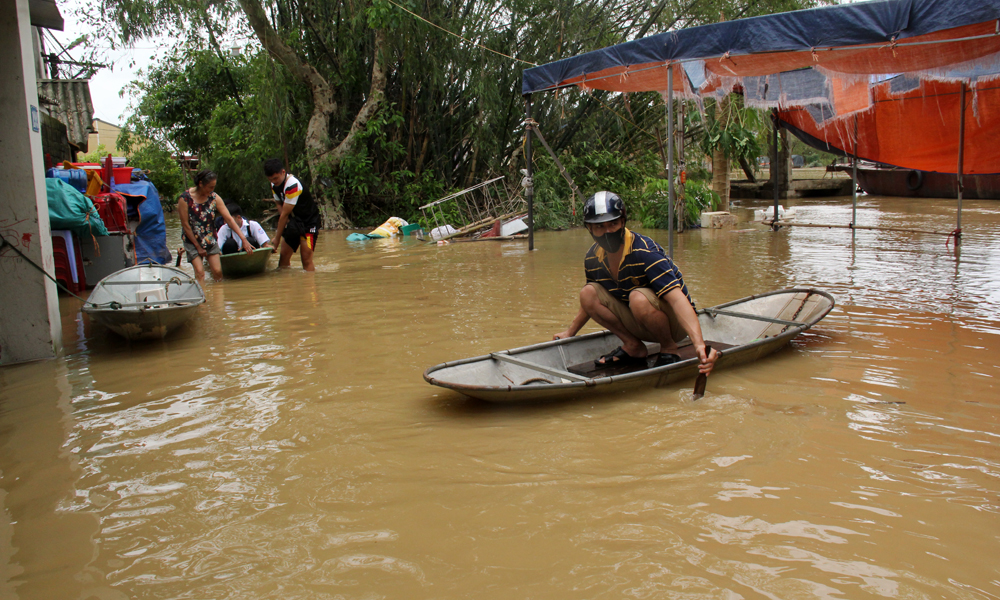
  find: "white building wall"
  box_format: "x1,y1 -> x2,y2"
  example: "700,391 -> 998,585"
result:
0,0 -> 62,365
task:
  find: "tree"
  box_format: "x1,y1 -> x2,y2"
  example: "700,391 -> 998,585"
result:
86,0 -> 824,228
236,0 -> 388,228
80,143 -> 109,163
86,0 -> 389,228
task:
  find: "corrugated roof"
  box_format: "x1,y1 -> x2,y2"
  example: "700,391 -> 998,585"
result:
29,0 -> 64,30
37,79 -> 95,150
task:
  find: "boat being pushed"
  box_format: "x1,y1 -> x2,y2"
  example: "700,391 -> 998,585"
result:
424,288 -> 835,403
220,247 -> 272,278
82,264 -> 205,340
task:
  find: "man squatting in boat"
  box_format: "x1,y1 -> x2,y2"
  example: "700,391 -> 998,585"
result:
553,191 -> 719,374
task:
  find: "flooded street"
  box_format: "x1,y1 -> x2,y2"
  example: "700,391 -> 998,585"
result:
1,195 -> 998,599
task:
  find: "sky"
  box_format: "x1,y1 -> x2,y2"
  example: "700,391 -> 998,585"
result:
46,1 -> 166,125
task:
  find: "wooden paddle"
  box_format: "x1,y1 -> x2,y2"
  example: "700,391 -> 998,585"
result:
692,344 -> 712,400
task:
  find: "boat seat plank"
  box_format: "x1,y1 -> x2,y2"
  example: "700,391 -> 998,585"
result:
566,340 -> 735,377
491,352 -> 590,382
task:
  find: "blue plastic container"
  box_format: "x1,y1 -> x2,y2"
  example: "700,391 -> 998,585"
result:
46,168 -> 88,193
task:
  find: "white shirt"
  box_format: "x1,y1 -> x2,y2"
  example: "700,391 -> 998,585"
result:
218,219 -> 269,247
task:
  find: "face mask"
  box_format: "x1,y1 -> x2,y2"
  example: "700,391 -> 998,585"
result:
591,227 -> 626,253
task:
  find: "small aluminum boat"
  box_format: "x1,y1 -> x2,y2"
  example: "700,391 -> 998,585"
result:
424,288 -> 835,402
220,247 -> 272,278
82,264 -> 205,340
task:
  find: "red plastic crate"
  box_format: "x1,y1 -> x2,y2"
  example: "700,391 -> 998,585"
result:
50,233 -> 86,294
92,193 -> 128,233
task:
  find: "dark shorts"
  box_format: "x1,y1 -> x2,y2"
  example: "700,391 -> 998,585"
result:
587,282 -> 686,343
282,217 -> 320,253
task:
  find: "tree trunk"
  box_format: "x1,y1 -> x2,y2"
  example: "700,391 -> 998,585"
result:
677,101 -> 686,231
738,156 -> 757,183
780,127 -> 792,192
769,123 -> 791,198
238,0 -> 387,230
415,133 -> 430,176
711,94 -> 732,212
712,148 -> 730,212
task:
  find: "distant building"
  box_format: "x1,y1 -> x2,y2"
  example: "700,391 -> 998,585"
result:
88,118 -> 124,156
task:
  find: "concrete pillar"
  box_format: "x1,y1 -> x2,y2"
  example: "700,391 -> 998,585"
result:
0,0 -> 62,365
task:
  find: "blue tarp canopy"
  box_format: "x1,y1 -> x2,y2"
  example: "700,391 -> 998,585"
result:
522,0 -> 1000,96
113,180 -> 172,265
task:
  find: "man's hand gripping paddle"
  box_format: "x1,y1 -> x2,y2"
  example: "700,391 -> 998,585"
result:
692,344 -> 712,400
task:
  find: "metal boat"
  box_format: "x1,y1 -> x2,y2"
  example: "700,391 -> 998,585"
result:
424,288 -> 835,403
220,247 -> 272,278
829,163 -> 1000,199
82,264 -> 205,340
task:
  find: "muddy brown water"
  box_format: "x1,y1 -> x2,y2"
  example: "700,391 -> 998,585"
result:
1,196 -> 999,599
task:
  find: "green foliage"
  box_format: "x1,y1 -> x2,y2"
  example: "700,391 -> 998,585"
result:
682,179 -> 720,227
80,143 -> 109,163
123,141 -> 186,207
788,136 -> 838,167
630,177 -> 671,229
334,107 -> 410,225
629,176 -> 717,230
531,146 -> 658,230
696,95 -> 765,166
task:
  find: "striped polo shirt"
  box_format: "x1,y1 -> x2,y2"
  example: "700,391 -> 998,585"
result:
584,229 -> 694,307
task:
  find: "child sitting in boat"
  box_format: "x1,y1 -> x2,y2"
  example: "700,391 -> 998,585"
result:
218,203 -> 272,254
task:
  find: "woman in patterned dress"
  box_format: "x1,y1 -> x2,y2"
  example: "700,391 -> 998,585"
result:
178,170 -> 253,283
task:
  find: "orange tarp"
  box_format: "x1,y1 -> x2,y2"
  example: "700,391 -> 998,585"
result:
780,80 -> 1000,174
553,23 -> 1000,96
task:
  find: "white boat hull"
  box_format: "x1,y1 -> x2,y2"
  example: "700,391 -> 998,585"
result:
82,264 -> 205,341
424,288 -> 835,402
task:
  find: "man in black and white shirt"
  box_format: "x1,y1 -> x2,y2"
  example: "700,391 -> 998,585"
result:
218,203 -> 271,254
264,158 -> 321,271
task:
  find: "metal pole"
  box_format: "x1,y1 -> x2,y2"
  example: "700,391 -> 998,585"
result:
956,84 -> 966,242
852,114 -> 858,232
772,109 -> 780,225
667,65 -> 675,258
524,95 -> 534,251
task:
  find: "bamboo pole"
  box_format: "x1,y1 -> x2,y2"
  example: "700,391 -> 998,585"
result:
763,221 -> 954,236
772,110 -> 781,226
524,95 -> 535,251
667,65 -> 675,258
956,84 -> 966,243
852,114 -> 858,232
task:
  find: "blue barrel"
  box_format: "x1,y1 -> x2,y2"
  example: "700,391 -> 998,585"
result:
46,168 -> 88,193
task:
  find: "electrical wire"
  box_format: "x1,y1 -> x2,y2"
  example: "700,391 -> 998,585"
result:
0,235 -> 95,305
